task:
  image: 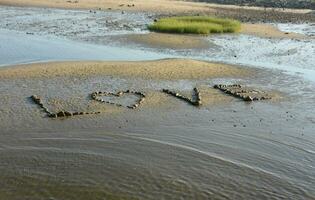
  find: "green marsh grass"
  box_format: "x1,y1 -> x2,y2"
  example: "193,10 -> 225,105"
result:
148,16 -> 241,35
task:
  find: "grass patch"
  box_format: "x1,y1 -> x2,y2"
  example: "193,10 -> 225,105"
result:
148,16 -> 241,35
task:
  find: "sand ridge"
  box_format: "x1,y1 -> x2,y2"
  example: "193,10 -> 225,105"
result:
0,59 -> 251,80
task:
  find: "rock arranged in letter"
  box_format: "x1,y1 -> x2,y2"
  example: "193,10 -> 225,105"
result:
30,95 -> 105,118
91,90 -> 146,109
162,87 -> 202,106
213,84 -> 271,101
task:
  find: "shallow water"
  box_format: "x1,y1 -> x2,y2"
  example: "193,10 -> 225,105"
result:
0,29 -> 170,66
1,5 -> 315,200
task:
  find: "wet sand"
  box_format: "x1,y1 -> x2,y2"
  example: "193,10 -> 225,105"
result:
0,59 -> 315,199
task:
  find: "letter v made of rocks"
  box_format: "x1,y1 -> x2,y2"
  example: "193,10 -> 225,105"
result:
162,87 -> 202,106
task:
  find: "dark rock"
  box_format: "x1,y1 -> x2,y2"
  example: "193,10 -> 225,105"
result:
64,111 -> 72,117
244,96 -> 253,101
57,111 -> 66,117
49,113 -> 57,118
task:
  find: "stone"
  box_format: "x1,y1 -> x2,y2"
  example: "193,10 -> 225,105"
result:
64,111 -> 72,117
49,113 -> 57,118
31,95 -> 41,104
244,96 -> 253,101
57,111 -> 66,117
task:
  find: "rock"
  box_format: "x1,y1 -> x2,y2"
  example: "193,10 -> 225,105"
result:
57,111 -> 66,117
31,95 -> 41,104
49,113 -> 57,118
43,107 -> 50,113
64,111 -> 72,117
244,96 -> 253,101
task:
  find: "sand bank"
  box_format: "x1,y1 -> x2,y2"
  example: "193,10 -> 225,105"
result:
241,23 -> 306,39
112,33 -> 213,49
0,59 -> 251,80
114,23 -> 308,49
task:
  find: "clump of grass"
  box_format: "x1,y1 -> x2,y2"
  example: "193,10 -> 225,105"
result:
148,16 -> 241,35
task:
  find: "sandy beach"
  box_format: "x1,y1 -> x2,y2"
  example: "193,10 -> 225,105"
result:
0,1 -> 315,199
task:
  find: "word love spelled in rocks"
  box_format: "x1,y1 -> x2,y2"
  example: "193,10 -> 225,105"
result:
30,85 -> 271,119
